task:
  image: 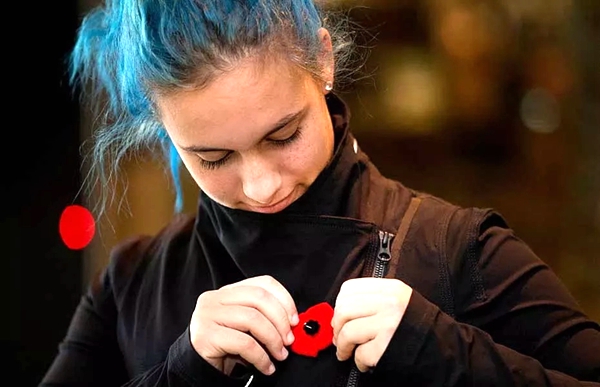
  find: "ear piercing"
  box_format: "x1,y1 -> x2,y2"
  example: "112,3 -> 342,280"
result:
325,82 -> 333,92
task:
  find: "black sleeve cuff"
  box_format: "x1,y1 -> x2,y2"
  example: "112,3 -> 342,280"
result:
376,290 -> 439,374
168,326 -> 251,387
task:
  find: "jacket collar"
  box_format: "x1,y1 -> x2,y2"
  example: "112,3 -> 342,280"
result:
192,93 -> 413,307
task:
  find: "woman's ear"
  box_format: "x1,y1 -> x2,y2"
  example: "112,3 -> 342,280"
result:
317,28 -> 335,93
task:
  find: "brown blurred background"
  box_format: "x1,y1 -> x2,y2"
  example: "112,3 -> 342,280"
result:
86,0 -> 600,318
6,0 -> 598,385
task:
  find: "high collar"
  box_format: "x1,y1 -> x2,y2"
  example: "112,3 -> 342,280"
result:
192,92 -> 413,309
193,93 -> 383,303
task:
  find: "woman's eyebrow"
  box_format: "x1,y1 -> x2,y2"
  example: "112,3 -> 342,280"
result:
179,109 -> 304,153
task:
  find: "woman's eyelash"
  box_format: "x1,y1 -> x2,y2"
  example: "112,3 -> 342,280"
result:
269,126 -> 303,147
198,152 -> 232,170
198,126 -> 303,170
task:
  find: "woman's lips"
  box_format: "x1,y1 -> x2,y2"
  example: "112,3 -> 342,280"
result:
246,191 -> 296,214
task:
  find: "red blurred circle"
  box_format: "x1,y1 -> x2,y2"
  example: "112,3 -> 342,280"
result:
59,205 -> 96,250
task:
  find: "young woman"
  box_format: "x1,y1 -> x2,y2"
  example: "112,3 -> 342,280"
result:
41,0 -> 600,386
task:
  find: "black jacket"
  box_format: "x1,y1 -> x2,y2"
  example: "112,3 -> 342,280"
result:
41,94 -> 600,386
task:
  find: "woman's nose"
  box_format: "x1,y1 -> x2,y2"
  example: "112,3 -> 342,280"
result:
241,158 -> 282,205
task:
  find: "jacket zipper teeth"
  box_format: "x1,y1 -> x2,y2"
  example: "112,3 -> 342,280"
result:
346,230 -> 395,387
346,367 -> 360,387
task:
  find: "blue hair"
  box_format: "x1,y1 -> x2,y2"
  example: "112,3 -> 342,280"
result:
71,0 -> 354,217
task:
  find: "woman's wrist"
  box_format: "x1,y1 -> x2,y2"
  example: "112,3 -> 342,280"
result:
168,326 -> 251,387
375,291 -> 439,375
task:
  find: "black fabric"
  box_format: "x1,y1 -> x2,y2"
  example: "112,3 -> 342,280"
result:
41,94 -> 600,386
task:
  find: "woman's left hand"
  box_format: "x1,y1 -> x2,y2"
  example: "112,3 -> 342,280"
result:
332,278 -> 413,372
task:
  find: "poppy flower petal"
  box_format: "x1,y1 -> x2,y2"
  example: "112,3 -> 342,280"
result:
290,302 -> 334,357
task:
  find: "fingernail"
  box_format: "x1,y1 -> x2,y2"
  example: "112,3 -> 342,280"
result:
267,363 -> 276,375
291,314 -> 299,326
281,347 -> 289,359
287,332 -> 295,344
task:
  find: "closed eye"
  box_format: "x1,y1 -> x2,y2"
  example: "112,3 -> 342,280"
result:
267,126 -> 303,147
196,151 -> 233,170
196,126 -> 303,170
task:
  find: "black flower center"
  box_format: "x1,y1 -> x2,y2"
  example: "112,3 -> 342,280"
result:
303,319 -> 320,336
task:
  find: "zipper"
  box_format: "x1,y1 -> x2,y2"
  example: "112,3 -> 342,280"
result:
372,230 -> 393,279
345,230 -> 395,387
346,366 -> 360,387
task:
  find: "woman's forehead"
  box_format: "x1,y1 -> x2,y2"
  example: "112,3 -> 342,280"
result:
157,60 -> 316,149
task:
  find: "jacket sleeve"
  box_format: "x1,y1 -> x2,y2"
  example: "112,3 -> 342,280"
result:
39,239 -> 249,387
376,211 -> 600,386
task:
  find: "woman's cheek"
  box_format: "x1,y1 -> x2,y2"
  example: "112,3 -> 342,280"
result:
285,135 -> 325,177
182,158 -> 240,207
198,173 -> 240,206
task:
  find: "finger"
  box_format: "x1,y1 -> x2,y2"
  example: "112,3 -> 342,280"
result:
225,276 -> 299,326
219,285 -> 295,346
332,294 -> 380,338
213,327 -> 276,376
354,336 -> 388,372
335,317 -> 376,361
248,276 -> 299,326
339,278 -> 396,296
212,304 -> 288,361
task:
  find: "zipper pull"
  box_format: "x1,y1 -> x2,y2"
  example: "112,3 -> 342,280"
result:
377,230 -> 392,262
372,231 -> 394,279
373,231 -> 394,278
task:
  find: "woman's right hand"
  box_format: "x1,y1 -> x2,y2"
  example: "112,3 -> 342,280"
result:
190,275 -> 299,376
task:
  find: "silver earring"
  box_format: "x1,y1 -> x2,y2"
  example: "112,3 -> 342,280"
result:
325,82 -> 333,91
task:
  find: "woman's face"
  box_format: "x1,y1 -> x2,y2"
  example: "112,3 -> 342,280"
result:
156,57 -> 335,213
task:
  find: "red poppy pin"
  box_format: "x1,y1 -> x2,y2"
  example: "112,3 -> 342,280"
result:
290,302 -> 334,357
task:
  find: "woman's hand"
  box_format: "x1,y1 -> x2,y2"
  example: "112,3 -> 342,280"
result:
332,278 -> 413,372
190,275 -> 299,376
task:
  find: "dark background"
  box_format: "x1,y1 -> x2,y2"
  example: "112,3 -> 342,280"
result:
4,1 -> 83,385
